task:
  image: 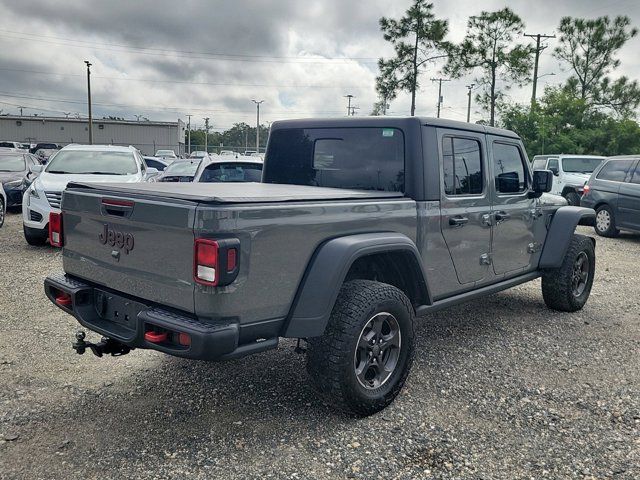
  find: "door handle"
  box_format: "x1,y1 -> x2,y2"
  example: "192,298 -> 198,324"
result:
449,216 -> 469,227
494,211 -> 511,223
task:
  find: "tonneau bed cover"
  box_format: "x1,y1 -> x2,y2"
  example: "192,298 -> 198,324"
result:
65,182 -> 405,204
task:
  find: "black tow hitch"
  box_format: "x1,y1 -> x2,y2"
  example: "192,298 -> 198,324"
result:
72,331 -> 133,358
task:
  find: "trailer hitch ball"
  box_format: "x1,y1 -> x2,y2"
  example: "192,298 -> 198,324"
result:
72,330 -> 133,358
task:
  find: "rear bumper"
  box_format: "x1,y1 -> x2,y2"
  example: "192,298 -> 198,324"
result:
44,273 -> 252,361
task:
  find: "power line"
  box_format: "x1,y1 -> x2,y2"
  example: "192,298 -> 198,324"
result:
0,67 -> 367,89
0,30 -> 378,64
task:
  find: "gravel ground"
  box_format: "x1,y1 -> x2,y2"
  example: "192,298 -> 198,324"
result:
0,211 -> 639,480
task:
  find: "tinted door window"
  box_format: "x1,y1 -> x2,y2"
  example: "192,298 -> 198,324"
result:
442,137 -> 483,195
145,159 -> 166,171
199,162 -> 263,182
493,143 -> 527,193
547,158 -> 559,171
264,127 -> 404,192
596,160 -> 633,182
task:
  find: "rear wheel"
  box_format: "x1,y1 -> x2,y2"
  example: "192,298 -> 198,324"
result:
0,198 -> 4,227
23,224 -> 48,246
542,234 -> 595,312
594,205 -> 619,237
306,280 -> 415,416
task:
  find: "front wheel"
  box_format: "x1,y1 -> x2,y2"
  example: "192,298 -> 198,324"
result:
306,280 -> 415,416
542,234 -> 595,312
564,191 -> 581,206
23,224 -> 48,246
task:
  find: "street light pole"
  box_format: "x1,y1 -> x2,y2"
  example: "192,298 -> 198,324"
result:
186,114 -> 192,154
84,60 -> 93,144
466,83 -> 475,123
252,100 -> 264,152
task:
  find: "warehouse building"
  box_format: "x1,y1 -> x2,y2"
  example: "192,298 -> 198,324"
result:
0,115 -> 186,155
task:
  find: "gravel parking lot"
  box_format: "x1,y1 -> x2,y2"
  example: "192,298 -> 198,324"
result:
0,211 -> 639,479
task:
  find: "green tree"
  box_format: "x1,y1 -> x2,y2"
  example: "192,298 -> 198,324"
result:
375,0 -> 449,116
500,86 -> 640,157
554,15 -> 640,116
445,8 -> 533,126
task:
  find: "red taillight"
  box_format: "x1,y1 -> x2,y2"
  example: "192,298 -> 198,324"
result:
194,239 -> 219,285
178,332 -> 191,346
227,248 -> 237,272
49,212 -> 63,247
144,331 -> 168,343
582,184 -> 591,196
55,291 -> 72,307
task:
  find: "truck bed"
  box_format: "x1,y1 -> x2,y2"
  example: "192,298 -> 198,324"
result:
66,182 -> 405,204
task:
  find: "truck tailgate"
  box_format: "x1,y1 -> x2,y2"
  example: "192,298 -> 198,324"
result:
60,187 -> 197,313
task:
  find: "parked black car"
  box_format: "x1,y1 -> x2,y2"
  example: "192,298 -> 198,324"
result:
0,151 -> 41,208
581,156 -> 640,236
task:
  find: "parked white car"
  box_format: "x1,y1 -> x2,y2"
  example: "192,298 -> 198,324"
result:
0,183 -> 6,228
532,154 -> 605,205
22,144 -> 158,245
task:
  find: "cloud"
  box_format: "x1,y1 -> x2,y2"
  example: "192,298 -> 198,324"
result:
0,0 -> 638,127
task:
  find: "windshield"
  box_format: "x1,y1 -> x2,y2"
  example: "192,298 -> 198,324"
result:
164,160 -> 200,175
190,151 -> 207,158
562,157 -> 603,173
0,154 -> 25,172
156,150 -> 175,156
264,127 -> 405,192
45,150 -> 138,175
199,162 -> 263,182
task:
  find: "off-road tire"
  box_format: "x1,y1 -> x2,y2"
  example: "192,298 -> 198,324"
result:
594,204 -> 619,237
542,234 -> 595,312
306,280 -> 415,416
564,191 -> 581,206
23,224 -> 48,246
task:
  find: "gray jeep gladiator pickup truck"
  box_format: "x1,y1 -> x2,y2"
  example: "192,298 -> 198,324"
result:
45,117 -> 596,416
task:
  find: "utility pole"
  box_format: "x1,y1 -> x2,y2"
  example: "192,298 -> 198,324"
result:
186,114 -> 192,154
344,94 -> 354,116
466,83 -> 475,123
431,78 -> 450,118
19,106 -> 23,116
84,60 -> 93,144
204,117 -> 210,153
524,33 -> 555,107
252,100 -> 264,152
349,106 -> 360,116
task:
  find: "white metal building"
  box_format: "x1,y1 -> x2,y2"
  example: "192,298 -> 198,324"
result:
0,115 -> 185,155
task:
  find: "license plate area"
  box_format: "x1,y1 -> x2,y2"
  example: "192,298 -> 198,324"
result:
94,289 -> 147,332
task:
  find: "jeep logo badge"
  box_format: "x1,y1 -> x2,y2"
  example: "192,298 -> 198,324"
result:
99,224 -> 135,254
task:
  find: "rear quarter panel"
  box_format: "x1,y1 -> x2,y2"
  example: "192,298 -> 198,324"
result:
193,198 -> 417,333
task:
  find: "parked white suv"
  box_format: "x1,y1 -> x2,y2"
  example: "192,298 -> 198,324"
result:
532,154 -> 605,205
22,144 -> 157,245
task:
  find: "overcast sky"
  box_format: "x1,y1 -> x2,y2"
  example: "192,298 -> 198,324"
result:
0,0 -> 638,131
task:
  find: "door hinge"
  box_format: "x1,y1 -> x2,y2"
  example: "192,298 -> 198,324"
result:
480,253 -> 492,265
481,213 -> 493,227
527,242 -> 542,254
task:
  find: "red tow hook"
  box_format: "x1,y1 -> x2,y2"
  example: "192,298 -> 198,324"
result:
55,292 -> 72,308
144,331 -> 168,343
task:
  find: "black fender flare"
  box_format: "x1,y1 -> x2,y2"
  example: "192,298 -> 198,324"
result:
282,232 -> 429,338
539,206 -> 596,268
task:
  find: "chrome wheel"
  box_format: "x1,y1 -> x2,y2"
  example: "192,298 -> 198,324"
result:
595,209 -> 611,233
354,312 -> 401,390
572,251 -> 590,297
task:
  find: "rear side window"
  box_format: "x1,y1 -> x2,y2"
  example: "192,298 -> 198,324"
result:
199,162 -> 263,182
532,159 -> 547,170
596,160 -> 633,182
493,143 -> 527,193
442,137 -> 483,195
145,159 -> 166,171
264,127 -> 405,192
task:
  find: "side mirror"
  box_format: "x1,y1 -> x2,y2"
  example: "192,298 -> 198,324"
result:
530,169 -> 553,198
30,164 -> 43,174
548,165 -> 559,176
